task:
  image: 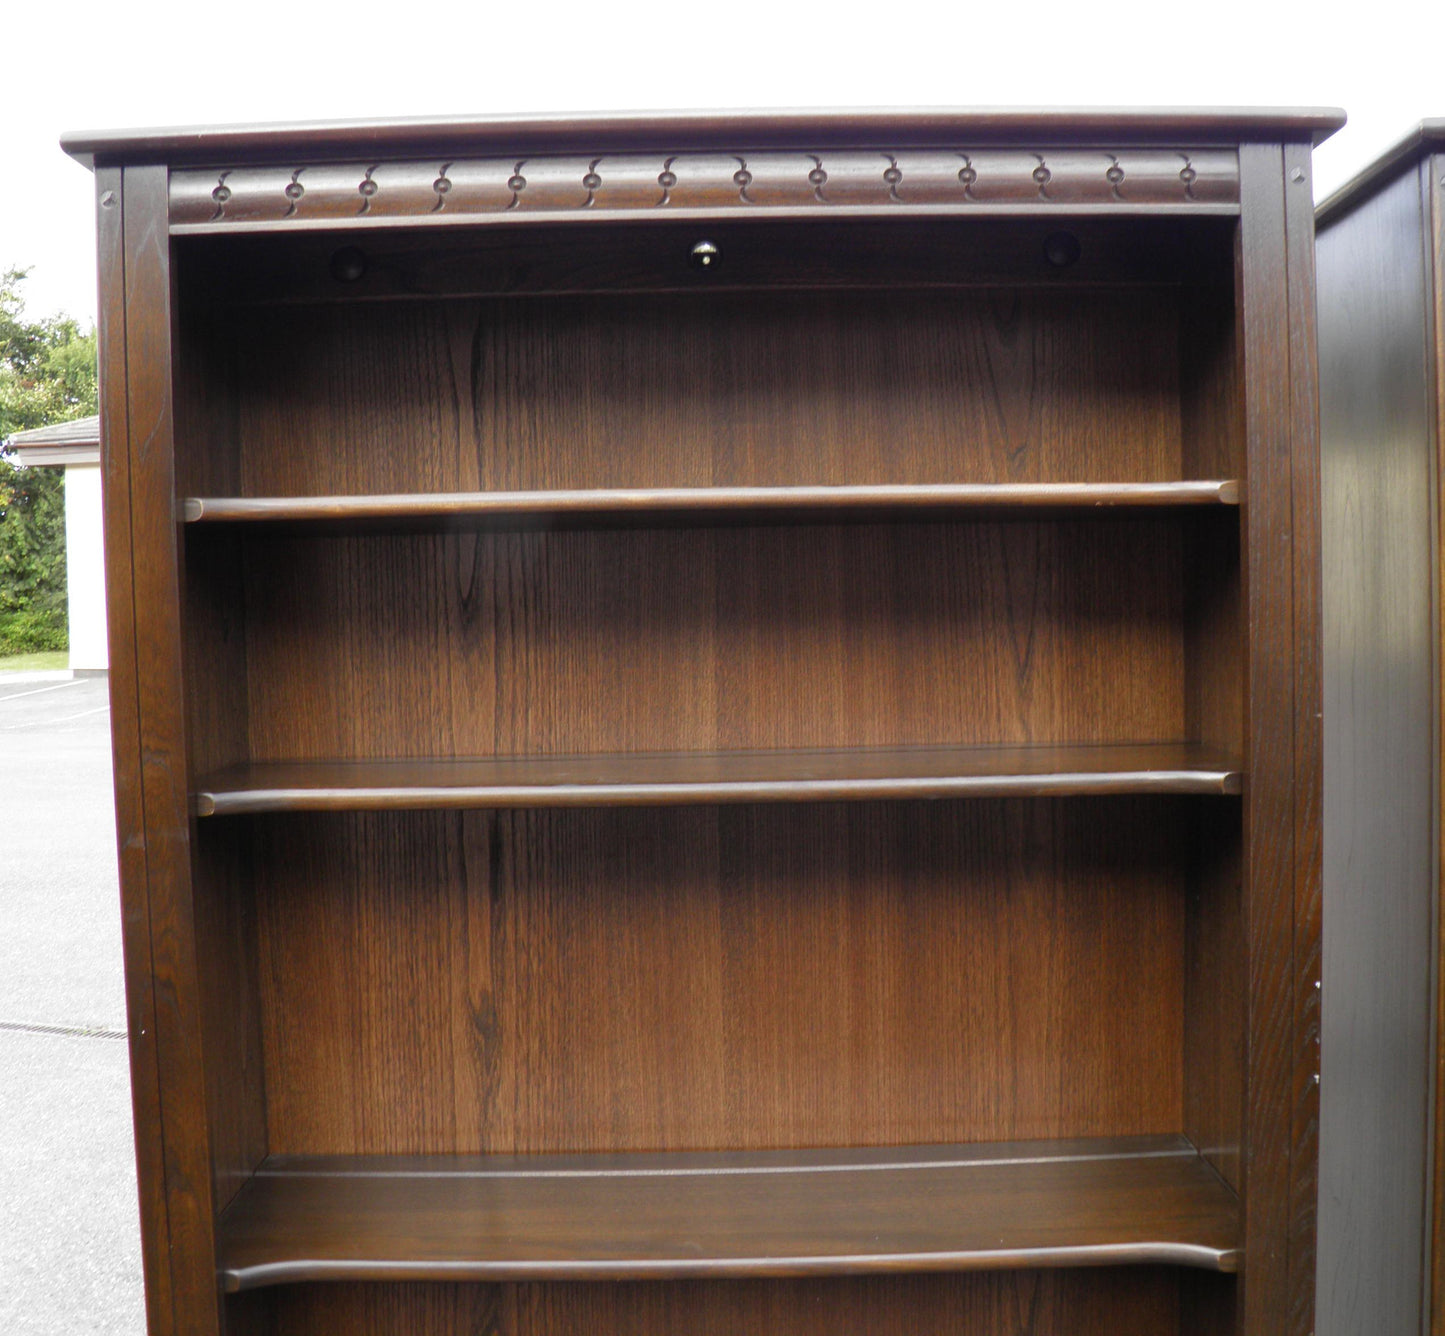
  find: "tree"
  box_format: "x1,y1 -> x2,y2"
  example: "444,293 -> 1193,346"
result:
0,268 -> 98,654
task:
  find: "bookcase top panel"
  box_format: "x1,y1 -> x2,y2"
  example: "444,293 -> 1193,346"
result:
64,105 -> 1345,172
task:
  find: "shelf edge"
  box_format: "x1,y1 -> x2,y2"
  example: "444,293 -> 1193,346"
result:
195,769 -> 1244,817
183,481 -> 1242,527
221,1241 -> 1240,1293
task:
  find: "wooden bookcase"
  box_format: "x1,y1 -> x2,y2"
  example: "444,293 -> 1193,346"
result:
66,108 -> 1336,1336
1315,121 -> 1445,1336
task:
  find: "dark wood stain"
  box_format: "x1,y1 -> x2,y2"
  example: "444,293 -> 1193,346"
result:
194,744 -> 1242,815
249,799 -> 1187,1157
96,162 -> 179,1336
216,1137 -> 1238,1290
223,289 -> 1187,495
184,479 -> 1239,529
259,1270 -> 1182,1336
1316,149 -> 1439,1336
85,111 -> 1323,1336
220,520 -> 1194,762
62,105 -> 1345,170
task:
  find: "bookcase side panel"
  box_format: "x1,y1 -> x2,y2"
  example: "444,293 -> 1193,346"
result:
1235,140 -> 1324,1336
1317,160 -> 1437,1336
97,162 -> 180,1336
114,163 -> 223,1335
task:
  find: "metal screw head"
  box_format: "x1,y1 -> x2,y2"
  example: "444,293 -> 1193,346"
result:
1291,167 -> 1307,184
100,191 -> 116,208
689,240 -> 721,271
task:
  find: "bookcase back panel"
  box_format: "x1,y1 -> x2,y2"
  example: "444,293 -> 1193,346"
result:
218,287 -> 1184,494
255,1270 -> 1185,1335
247,798 -> 1185,1156
179,215 -> 1239,307
231,520 -> 1188,761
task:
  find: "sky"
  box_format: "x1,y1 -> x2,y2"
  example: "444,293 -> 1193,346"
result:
2,0 -> 1441,326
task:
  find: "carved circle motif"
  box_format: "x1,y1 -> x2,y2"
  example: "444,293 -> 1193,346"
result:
172,148 -> 1240,230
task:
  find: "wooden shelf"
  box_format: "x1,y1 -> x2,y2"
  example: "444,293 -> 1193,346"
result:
181,480 -> 1240,532
194,742 -> 1243,816
216,1134 -> 1239,1292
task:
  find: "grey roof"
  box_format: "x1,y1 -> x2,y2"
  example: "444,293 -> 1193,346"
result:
6,415 -> 101,449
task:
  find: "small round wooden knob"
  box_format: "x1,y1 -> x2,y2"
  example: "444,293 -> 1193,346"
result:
1043,232 -> 1081,268
330,246 -> 367,282
689,240 -> 721,271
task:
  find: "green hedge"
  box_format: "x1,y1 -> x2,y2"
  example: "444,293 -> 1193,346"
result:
0,267 -> 94,657
0,605 -> 67,653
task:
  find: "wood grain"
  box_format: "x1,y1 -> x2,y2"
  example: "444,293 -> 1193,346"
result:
1235,141 -> 1323,1336
215,1136 -> 1239,1291
84,111 -> 1322,1336
120,163 -> 222,1335
165,147 -> 1242,237
177,215 -> 1239,308
1180,280 -> 1246,1194
1282,138 -> 1324,1336
195,743 -> 1241,815
61,105 -> 1345,171
256,1270 -> 1184,1336
174,269 -> 271,1219
250,798 -> 1187,1156
1317,154 -> 1436,1336
95,163 -> 179,1336
221,288 -> 1187,494
224,520 -> 1192,762
184,480 -> 1239,528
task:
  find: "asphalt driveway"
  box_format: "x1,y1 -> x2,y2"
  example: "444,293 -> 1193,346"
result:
0,673 -> 145,1333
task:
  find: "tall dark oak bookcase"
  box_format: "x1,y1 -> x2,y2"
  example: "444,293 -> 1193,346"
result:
1315,120 -> 1445,1336
66,108 -> 1336,1336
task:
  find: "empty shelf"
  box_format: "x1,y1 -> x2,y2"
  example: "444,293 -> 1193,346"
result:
194,742 -> 1244,815
182,480 -> 1241,532
217,1134 -> 1239,1291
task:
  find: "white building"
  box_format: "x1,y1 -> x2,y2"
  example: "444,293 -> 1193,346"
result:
4,414 -> 107,672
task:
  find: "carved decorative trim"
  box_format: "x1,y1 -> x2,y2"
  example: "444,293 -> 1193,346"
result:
170,148 -> 1239,232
